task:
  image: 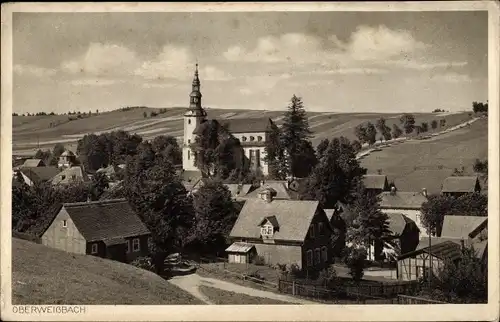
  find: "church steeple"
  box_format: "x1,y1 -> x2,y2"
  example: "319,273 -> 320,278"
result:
188,62 -> 205,115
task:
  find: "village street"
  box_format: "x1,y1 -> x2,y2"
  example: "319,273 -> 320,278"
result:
168,274 -> 318,304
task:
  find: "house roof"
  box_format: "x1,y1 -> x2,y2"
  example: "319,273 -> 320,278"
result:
103,237 -> 127,246
226,242 -> 255,254
224,184 -> 255,198
441,176 -> 480,193
21,159 -> 45,168
441,215 -> 487,239
229,199 -> 320,242
469,218 -> 488,239
386,213 -> 416,236
51,166 -> 89,185
416,237 -> 487,260
398,240 -> 462,261
324,209 -> 335,222
240,181 -> 293,200
220,117 -> 272,134
378,191 -> 427,210
55,199 -> 150,242
20,167 -> 61,184
362,174 -> 388,190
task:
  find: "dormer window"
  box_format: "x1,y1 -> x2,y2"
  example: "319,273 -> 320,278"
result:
250,136 -> 255,141
242,136 -> 247,142
259,216 -> 279,238
62,220 -> 67,228
261,224 -> 274,237
257,136 -> 263,142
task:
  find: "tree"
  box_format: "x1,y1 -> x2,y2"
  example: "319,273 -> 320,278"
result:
472,101 -> 488,114
414,126 -> 423,135
421,122 -> 429,133
365,122 -> 377,145
399,114 -> 416,134
264,120 -> 287,180
344,246 -> 367,282
420,193 -> 487,236
300,137 -> 366,209
375,117 -> 392,141
316,139 -> 330,161
391,124 -> 402,139
151,135 -> 182,165
189,179 -> 238,255
34,149 -> 52,165
473,159 -> 488,182
431,120 -> 438,130
419,245 -> 487,303
345,181 -> 389,259
440,119 -> 446,127
91,172 -> 110,200
354,124 -> 368,144
351,140 -> 362,153
143,111 -> 148,118
77,134 -> 110,171
280,95 -> 314,178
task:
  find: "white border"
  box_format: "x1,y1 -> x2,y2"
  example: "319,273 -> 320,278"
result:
1,2 -> 499,321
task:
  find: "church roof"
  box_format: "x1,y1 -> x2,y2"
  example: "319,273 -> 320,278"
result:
220,117 -> 273,134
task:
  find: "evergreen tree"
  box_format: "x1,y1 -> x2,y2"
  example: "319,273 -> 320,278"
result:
400,113 -> 416,134
365,122 -> 377,145
376,117 -> 392,141
280,95 -> 314,177
264,120 -> 287,180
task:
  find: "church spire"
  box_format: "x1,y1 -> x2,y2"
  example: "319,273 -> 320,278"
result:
188,62 -> 205,116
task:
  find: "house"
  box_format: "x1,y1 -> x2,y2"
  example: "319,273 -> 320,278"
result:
224,183 -> 255,199
227,188 -> 333,271
51,166 -> 89,185
182,63 -> 276,176
441,176 -> 481,197
58,150 -> 77,169
96,164 -> 122,181
324,208 -> 347,258
20,158 -> 46,168
378,188 -> 428,236
440,215 -> 487,240
40,199 -> 150,263
237,181 -> 297,200
362,174 -> 390,195
16,166 -> 61,186
396,241 -> 463,281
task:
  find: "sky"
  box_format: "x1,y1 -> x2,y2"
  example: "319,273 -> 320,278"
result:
12,11 -> 488,114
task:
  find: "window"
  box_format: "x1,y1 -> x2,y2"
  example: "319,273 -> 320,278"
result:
132,238 -> 140,252
321,246 -> 328,263
188,139 -> 191,144
249,149 -> 255,167
318,222 -> 324,236
91,243 -> 98,254
61,175 -> 66,180
188,150 -> 191,160
309,224 -> 315,238
249,136 -> 255,141
260,225 -> 273,236
314,248 -> 321,265
257,136 -> 263,142
71,175 -> 76,180
62,220 -> 67,228
241,136 -> 247,142
188,119 -> 191,124
255,149 -> 261,167
306,250 -> 313,267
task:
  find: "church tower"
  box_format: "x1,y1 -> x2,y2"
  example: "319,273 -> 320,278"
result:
182,63 -> 207,171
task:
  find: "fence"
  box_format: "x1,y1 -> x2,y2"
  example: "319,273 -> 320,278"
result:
189,256 -> 278,290
397,294 -> 448,304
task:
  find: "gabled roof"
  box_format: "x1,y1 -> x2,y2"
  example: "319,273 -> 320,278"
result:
240,181 -> 293,200
362,174 -> 388,190
441,215 -> 487,239
21,159 -> 45,168
416,237 -> 487,260
47,199 -> 150,242
229,199 -> 320,242
441,176 -> 480,193
220,117 -> 273,134
324,209 -> 335,222
20,167 -> 61,184
378,191 -> 427,210
51,166 -> 89,185
224,183 -> 255,198
398,240 -> 462,261
259,215 -> 279,228
386,213 -> 416,236
226,242 -> 255,254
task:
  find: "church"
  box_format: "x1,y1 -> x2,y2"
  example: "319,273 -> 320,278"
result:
182,64 -> 274,177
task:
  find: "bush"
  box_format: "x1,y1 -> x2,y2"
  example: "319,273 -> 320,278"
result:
131,256 -> 156,272
252,255 -> 266,266
318,265 -> 338,288
344,246 -> 367,282
246,272 -> 266,284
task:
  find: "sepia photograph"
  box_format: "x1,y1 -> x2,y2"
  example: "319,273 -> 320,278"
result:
1,1 -> 499,321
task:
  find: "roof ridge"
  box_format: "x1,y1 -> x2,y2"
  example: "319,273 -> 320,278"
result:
63,198 -> 128,207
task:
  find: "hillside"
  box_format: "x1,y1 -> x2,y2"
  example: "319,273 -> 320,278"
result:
11,238 -> 202,305
12,107 -> 475,156
361,117 -> 488,195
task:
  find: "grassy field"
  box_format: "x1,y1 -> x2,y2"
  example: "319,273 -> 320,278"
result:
361,117 -> 488,195
198,285 -> 290,305
12,238 -> 202,305
12,106 -> 475,156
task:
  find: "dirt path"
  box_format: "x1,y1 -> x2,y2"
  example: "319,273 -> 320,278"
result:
168,274 -> 317,305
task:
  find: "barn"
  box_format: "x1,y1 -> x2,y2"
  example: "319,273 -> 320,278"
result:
225,242 -> 257,264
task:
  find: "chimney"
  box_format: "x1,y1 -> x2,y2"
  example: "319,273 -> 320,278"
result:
390,186 -> 396,195
422,188 -> 428,197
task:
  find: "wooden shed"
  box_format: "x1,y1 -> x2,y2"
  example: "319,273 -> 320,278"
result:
226,242 -> 256,264
396,240 -> 462,281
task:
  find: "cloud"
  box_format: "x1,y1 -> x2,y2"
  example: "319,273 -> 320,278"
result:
142,82 -> 177,89
134,45 -> 193,80
69,78 -> 121,86
321,67 -> 388,75
223,26 -> 427,66
14,64 -> 57,77
202,65 -> 232,81
385,60 -> 468,70
430,72 -> 472,83
61,43 -> 139,77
